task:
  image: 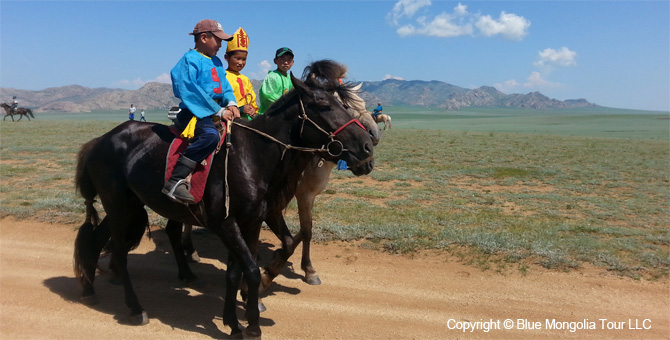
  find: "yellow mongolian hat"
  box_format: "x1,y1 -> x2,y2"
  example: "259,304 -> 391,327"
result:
226,27 -> 249,53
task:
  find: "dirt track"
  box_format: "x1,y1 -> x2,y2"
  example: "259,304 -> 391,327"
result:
1,217 -> 668,339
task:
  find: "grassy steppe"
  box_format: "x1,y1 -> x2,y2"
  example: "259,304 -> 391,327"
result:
1,108 -> 668,279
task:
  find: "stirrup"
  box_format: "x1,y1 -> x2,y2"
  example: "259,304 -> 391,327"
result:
162,179 -> 193,204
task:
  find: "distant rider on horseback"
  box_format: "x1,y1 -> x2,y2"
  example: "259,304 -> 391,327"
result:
11,96 -> 18,114
373,102 -> 382,119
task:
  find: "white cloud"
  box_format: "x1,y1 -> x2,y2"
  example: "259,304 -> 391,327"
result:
114,73 -> 171,89
389,1 -> 530,40
475,12 -> 531,41
523,71 -> 561,88
496,47 -> 576,93
533,47 -> 577,69
388,0 -> 432,25
383,74 -> 405,80
152,73 -> 172,84
397,12 -> 473,38
251,60 -> 273,79
114,77 -> 145,88
493,79 -> 520,93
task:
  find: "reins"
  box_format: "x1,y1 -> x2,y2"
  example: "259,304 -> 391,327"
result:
232,96 -> 366,160
216,94 -> 367,221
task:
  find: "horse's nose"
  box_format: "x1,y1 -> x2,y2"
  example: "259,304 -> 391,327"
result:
364,141 -> 373,155
369,129 -> 380,146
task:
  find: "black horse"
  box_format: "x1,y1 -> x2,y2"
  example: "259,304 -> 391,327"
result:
73,73 -> 373,339
1,103 -> 35,121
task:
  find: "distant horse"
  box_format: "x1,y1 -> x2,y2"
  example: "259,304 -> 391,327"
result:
180,60 -> 382,289
374,113 -> 392,130
73,72 -> 374,339
1,103 -> 35,121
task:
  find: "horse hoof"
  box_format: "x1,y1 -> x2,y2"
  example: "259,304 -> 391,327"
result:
187,251 -> 201,263
304,274 -> 322,285
259,268 -> 273,293
128,311 -> 149,325
229,323 -> 245,339
80,294 -> 99,305
243,327 -> 262,340
258,301 -> 267,313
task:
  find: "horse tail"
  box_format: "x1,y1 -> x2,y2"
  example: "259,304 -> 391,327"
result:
73,220 -> 96,286
27,109 -> 34,119
75,138 -> 101,226
388,115 -> 392,129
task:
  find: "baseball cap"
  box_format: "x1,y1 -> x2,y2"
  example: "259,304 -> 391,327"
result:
275,47 -> 294,58
189,19 -> 233,41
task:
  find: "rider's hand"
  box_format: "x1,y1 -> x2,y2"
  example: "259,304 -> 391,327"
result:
226,106 -> 240,120
217,106 -> 240,121
242,105 -> 256,117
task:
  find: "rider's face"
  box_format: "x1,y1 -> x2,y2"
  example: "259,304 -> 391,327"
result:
274,55 -> 294,75
198,33 -> 222,57
225,51 -> 248,73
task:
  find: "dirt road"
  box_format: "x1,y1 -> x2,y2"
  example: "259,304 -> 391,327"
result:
1,217 -> 668,339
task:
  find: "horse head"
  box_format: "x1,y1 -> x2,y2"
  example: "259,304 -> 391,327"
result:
289,74 -> 374,175
302,60 -> 382,146
338,82 -> 381,145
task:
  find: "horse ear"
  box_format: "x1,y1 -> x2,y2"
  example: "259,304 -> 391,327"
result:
291,72 -> 313,97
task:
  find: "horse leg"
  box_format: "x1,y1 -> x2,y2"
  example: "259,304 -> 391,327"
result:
295,192 -> 321,285
239,222 -> 267,313
224,255 -> 245,337
104,200 -> 149,325
262,210 -> 295,289
165,219 -> 199,286
214,221 -> 262,339
292,161 -> 334,285
182,224 -> 200,262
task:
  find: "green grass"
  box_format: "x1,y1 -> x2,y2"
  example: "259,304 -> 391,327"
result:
1,108 -> 668,279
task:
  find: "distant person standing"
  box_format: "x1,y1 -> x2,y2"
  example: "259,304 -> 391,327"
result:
258,47 -> 294,114
140,108 -> 147,122
128,104 -> 137,120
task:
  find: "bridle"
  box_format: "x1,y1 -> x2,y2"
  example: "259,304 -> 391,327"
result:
216,92 -> 367,219
232,95 -> 366,159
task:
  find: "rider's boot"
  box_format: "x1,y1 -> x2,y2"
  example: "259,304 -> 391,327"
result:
162,155 -> 197,204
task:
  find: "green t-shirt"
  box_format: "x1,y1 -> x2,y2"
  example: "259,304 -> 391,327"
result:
258,70 -> 293,114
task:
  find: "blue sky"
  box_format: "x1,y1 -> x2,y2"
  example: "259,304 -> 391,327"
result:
1,0 -> 668,111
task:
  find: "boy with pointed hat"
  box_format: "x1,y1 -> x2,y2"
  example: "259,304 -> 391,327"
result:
224,27 -> 259,121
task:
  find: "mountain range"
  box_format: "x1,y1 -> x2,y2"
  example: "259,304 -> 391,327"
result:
0,79 -> 597,113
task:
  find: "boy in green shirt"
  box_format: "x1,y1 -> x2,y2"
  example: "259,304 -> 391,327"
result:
258,47 -> 294,114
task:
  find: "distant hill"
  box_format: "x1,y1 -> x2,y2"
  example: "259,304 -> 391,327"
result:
0,79 -> 597,113
357,80 -> 597,110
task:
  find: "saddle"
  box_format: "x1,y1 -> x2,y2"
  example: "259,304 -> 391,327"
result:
165,124 -> 227,204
